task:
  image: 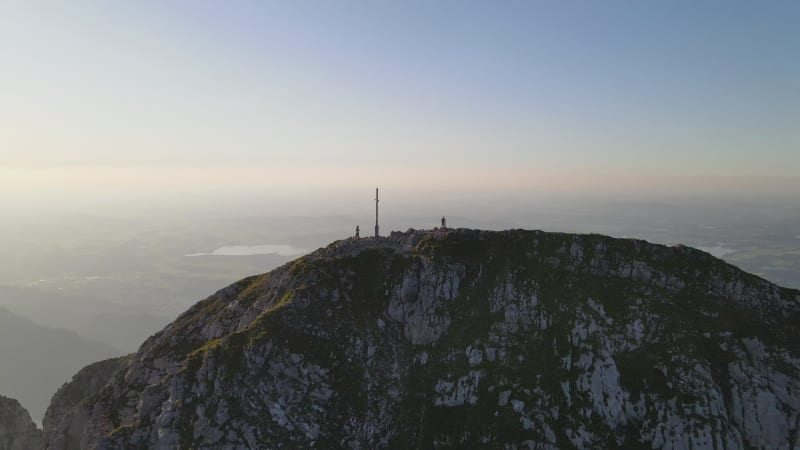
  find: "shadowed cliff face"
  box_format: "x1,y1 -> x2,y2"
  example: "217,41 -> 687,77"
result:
0,395 -> 42,450
42,229 -> 800,449
42,357 -> 128,450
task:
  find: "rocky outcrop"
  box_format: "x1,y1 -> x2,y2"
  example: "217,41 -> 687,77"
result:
42,357 -> 127,450
42,229 -> 800,449
0,395 -> 42,450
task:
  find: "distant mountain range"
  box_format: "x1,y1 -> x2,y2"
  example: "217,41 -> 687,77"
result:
0,307 -> 120,424
0,286 -> 170,353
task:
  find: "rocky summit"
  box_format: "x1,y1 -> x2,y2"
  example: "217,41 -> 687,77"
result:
41,229 -> 800,449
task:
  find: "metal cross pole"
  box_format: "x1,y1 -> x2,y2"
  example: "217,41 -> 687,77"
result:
374,187 -> 380,238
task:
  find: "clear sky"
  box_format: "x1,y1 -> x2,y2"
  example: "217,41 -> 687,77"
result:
1,1 -> 798,204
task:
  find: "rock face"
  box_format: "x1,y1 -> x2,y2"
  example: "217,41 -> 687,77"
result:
42,357 -> 128,450
0,395 -> 42,450
43,229 -> 800,449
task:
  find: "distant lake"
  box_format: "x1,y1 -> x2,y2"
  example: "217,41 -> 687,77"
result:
186,244 -> 308,257
696,245 -> 736,258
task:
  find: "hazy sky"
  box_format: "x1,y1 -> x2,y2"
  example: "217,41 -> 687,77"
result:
1,1 -> 798,203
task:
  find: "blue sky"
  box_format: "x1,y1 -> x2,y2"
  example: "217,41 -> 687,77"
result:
1,1 -> 798,198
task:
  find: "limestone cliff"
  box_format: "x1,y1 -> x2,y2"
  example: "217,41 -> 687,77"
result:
43,229 -> 800,449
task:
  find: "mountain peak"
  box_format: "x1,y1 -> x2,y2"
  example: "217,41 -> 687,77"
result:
42,229 -> 800,449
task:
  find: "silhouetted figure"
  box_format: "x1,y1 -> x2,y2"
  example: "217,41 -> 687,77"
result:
355,225 -> 360,240
441,216 -> 447,229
